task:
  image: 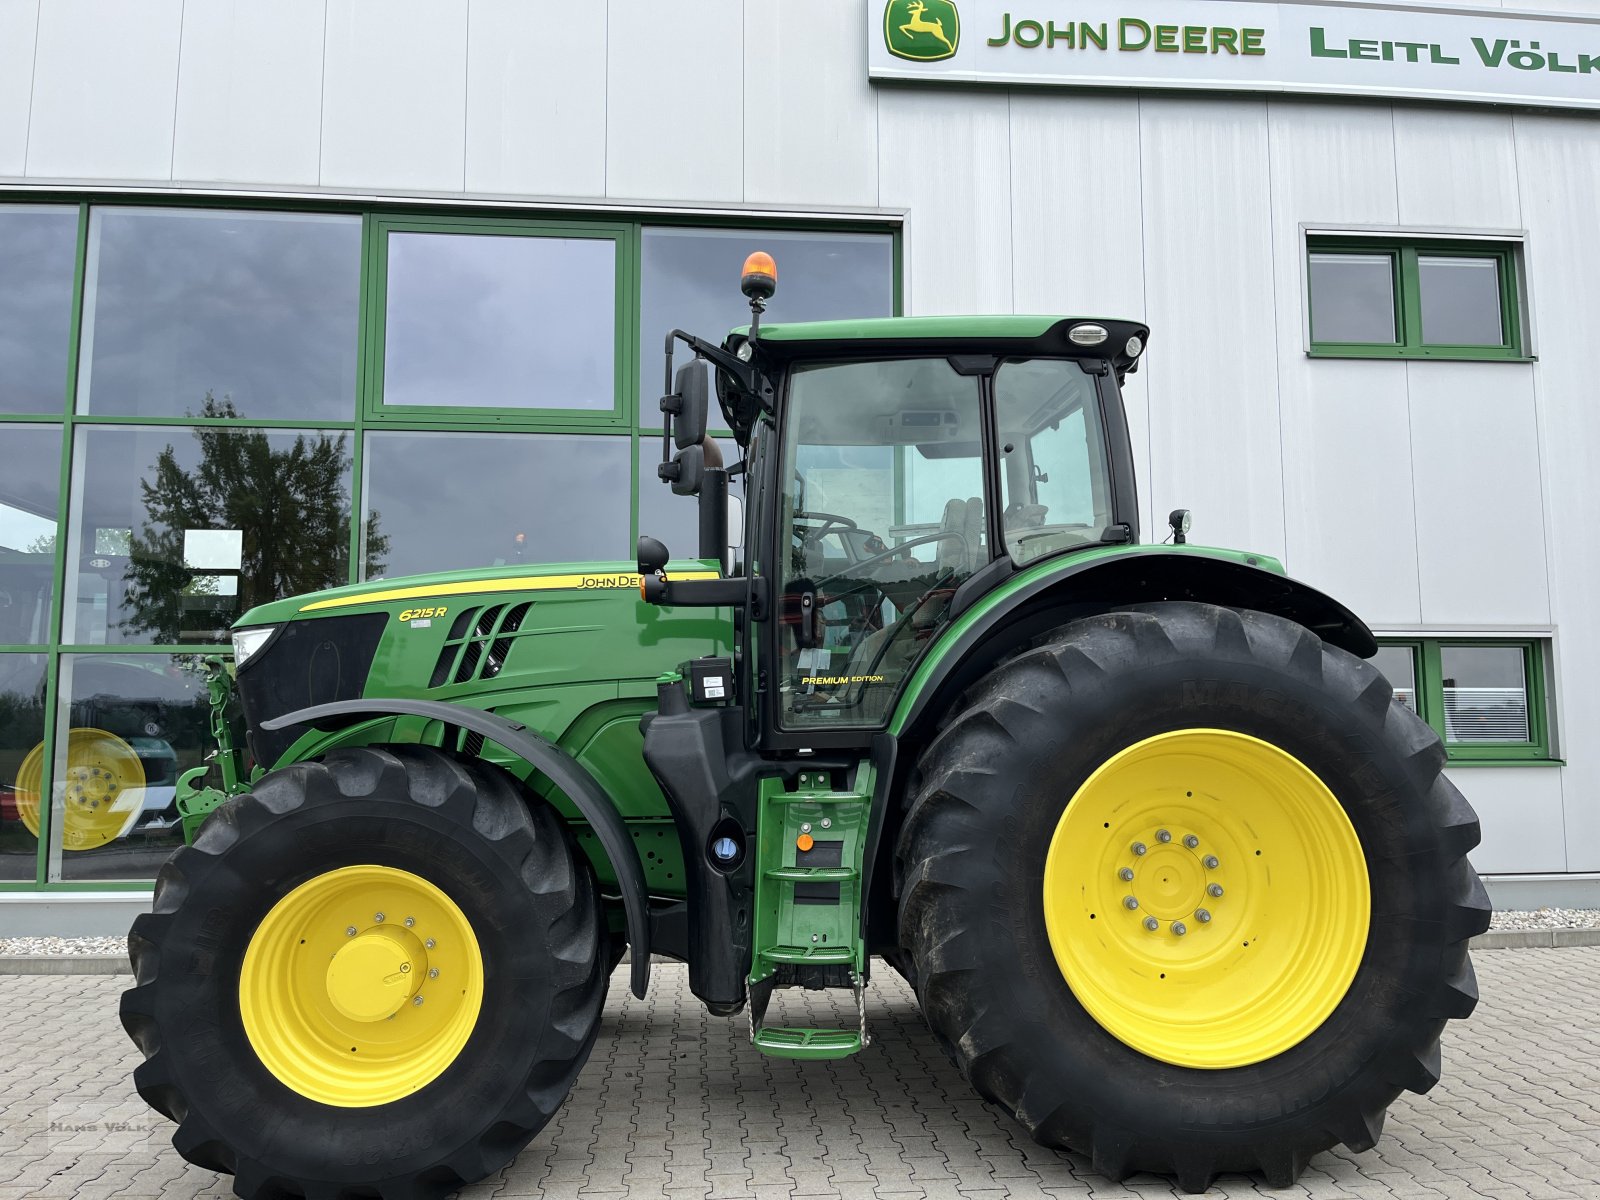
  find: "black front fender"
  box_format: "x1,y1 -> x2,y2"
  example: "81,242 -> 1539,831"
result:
261,698 -> 652,998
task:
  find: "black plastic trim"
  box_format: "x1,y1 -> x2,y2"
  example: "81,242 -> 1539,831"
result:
261,698 -> 654,998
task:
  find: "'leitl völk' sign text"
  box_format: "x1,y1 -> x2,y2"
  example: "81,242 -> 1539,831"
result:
868,0 -> 1600,110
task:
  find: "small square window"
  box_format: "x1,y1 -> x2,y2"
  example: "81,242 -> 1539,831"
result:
1372,637 -> 1551,762
1371,645 -> 1418,713
1418,256 -> 1504,348
1439,645 -> 1529,744
1308,253 -> 1397,345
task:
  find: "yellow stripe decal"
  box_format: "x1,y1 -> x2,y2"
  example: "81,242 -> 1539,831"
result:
299,571 -> 722,612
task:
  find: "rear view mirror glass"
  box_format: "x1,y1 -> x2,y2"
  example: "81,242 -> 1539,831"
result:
672,361 -> 710,450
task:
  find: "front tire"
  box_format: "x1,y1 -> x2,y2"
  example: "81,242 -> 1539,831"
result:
121,745 -> 608,1200
896,603 -> 1489,1192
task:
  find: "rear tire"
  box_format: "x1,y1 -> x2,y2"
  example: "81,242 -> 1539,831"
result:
896,603 -> 1489,1193
121,745 -> 608,1200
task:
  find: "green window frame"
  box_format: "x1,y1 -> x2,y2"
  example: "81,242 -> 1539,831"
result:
1374,637 -> 1554,764
1306,237 -> 1528,362
361,215 -> 636,431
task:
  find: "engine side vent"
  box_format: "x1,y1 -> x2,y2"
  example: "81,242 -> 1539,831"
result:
481,603 -> 533,679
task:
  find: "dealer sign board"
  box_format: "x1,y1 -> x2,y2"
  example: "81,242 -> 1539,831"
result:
869,0 -> 1600,110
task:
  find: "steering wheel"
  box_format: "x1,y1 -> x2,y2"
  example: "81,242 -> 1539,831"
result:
817,529 -> 967,594
793,510 -> 859,547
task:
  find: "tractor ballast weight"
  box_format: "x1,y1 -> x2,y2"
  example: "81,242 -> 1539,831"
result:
123,255 -> 1489,1200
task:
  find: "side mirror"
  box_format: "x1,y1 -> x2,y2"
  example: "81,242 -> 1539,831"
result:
660,443 -> 704,497
726,495 -> 745,549
662,360 -> 710,451
637,535 -> 670,576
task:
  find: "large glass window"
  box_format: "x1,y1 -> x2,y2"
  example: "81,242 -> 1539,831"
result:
994,359 -> 1114,566
640,228 -> 895,427
0,653 -> 48,881
63,426 -> 354,646
777,359 -> 986,730
1372,639 -> 1550,761
51,653 -> 214,881
76,208 -> 361,420
0,205 -> 78,415
1307,237 -> 1521,360
0,425 -> 64,646
635,436 -> 741,561
378,226 -> 620,414
362,432 -> 631,578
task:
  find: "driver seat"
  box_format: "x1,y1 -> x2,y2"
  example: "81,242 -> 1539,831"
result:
937,497 -> 985,576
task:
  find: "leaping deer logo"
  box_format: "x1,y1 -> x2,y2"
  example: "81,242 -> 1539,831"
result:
884,0 -> 960,61
898,1 -> 954,53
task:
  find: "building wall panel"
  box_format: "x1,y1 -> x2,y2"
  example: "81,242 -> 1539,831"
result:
320,0 -> 468,191
0,0 -> 38,176
1137,96 -> 1284,561
1450,768 -> 1567,875
1393,109 -> 1521,229
26,0 -> 183,181
464,0 -> 607,199
744,1 -> 878,208
173,0 -> 325,187
606,0 -> 744,203
1510,113 -> 1600,869
1266,101 -> 1421,623
1406,362 -> 1549,624
878,88 -> 1011,315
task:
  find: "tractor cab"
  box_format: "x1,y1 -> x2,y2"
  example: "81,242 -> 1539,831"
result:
642,254 -> 1147,746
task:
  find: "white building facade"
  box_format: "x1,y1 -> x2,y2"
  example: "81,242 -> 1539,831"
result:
0,0 -> 1595,922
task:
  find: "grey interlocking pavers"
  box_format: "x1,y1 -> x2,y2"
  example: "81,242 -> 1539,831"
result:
5,948 -> 1600,1199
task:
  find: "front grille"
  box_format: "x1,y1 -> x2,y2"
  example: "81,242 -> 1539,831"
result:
236,613 -> 387,769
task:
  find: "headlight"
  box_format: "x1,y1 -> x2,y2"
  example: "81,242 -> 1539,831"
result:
231,626 -> 278,668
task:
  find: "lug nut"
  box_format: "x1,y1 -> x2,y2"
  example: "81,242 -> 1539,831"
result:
1122,895 -> 1139,910
1132,841 -> 1148,856
374,912 -> 386,923
1196,909 -> 1212,923
1156,829 -> 1172,843
345,926 -> 357,937
1208,883 -> 1224,897
821,817 -> 832,829
424,938 -> 436,949
1143,916 -> 1159,931
1203,855 -> 1220,869
1118,867 -> 1135,881
1183,834 -> 1199,849
429,967 -> 440,979
404,916 -> 415,927
413,996 -> 424,1007
801,822 -> 812,834
1172,922 -> 1187,936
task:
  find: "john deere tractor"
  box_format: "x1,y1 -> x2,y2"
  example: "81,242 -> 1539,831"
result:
122,254 -> 1489,1199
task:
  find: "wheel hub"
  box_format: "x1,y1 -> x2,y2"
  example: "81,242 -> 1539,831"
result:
1042,728 -> 1370,1069
325,928 -> 423,1022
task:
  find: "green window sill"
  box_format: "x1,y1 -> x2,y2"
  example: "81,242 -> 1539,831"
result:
1308,347 -> 1535,363
1444,756 -> 1564,768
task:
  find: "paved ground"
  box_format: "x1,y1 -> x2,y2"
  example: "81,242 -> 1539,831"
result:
3,949 -> 1598,1200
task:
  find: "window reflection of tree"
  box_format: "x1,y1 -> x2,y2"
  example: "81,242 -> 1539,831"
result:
119,395 -> 389,644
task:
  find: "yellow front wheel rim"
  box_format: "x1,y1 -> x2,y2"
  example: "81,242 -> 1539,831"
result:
239,865 -> 484,1106
1043,729 -> 1370,1069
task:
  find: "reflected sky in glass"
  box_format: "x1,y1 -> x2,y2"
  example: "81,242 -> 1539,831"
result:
0,206 -> 78,415
0,425 -> 64,647
1420,257 -> 1504,347
77,208 -> 361,420
362,432 -> 630,578
383,233 -> 616,410
640,228 -> 894,428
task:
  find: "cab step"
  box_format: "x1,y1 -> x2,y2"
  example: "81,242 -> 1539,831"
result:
764,866 -> 857,882
751,1025 -> 862,1060
759,944 -> 853,966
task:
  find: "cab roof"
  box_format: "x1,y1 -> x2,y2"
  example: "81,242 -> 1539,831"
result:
727,315 -> 1149,372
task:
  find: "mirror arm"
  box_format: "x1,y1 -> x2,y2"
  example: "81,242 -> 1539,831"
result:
666,329 -> 760,398
642,574 -> 763,613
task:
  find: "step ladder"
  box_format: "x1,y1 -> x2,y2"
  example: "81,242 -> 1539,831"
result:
747,770 -> 873,1060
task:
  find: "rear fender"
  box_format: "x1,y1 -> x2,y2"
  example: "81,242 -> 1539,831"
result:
261,698 -> 653,998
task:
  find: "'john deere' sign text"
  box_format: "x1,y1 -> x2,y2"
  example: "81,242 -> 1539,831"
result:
869,0 -> 1600,110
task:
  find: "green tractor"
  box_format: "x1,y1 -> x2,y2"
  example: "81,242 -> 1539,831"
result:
122,253 -> 1489,1198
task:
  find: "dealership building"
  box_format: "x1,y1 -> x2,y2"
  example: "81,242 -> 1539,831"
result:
1,0 -> 1597,928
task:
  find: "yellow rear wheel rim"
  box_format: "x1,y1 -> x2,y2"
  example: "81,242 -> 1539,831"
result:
15,728 -> 143,852
1043,729 -> 1370,1069
239,865 -> 484,1106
